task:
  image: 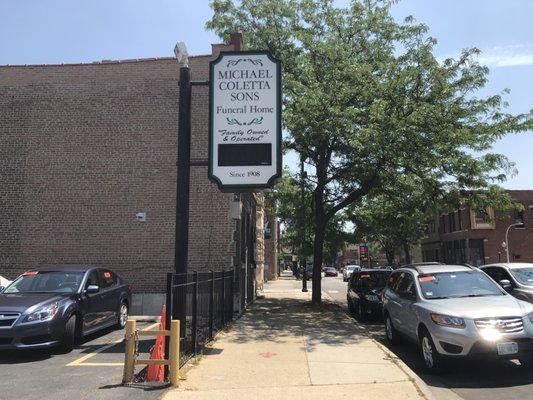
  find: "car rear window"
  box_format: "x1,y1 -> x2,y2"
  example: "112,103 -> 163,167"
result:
359,271 -> 390,290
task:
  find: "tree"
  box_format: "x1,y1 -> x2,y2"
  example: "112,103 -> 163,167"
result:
207,0 -> 532,303
268,168 -> 349,265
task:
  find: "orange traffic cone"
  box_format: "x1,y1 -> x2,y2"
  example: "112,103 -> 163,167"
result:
146,305 -> 166,382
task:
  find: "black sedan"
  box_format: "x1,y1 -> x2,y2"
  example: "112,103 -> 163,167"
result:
0,265 -> 131,351
347,269 -> 391,321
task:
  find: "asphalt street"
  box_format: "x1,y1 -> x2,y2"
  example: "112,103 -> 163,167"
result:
320,275 -> 533,400
0,321 -> 168,400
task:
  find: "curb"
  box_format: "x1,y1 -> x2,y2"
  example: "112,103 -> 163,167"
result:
372,339 -> 437,400
322,290 -> 437,400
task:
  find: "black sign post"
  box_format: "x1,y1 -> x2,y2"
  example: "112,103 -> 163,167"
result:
174,66 -> 192,337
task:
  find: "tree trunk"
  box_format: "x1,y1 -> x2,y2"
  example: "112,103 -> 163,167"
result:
403,243 -> 411,264
386,247 -> 395,266
312,206 -> 326,304
312,166 -> 327,304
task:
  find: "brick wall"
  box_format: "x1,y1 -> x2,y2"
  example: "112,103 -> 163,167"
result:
0,40 -> 245,294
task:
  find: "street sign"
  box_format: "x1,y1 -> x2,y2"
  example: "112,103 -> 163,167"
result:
209,51 -> 281,191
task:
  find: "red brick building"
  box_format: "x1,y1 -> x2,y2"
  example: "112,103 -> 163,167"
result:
421,190 -> 533,266
0,34 -> 275,313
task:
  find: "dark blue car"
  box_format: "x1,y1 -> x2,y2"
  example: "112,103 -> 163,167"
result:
0,265 -> 131,352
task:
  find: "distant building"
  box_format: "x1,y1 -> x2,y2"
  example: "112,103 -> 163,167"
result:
421,190 -> 533,265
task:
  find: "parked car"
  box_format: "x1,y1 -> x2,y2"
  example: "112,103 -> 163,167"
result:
0,265 -> 131,351
0,275 -> 12,292
382,264 -> 533,373
347,269 -> 391,321
324,267 -> 338,277
343,265 -> 360,282
480,263 -> 533,303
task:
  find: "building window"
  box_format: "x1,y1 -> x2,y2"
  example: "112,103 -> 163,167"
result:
515,210 -> 525,226
529,205 -> 533,219
439,215 -> 446,233
470,207 -> 495,230
458,209 -> 462,230
448,212 -> 456,232
426,220 -> 436,234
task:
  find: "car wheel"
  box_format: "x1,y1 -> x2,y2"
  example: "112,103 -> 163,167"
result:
420,329 -> 446,374
384,313 -> 400,345
59,315 -> 77,353
116,300 -> 129,329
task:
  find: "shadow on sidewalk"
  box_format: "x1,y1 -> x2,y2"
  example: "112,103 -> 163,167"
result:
229,296 -> 368,352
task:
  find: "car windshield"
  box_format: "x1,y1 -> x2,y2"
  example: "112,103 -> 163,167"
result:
359,271 -> 389,289
510,268 -> 533,286
346,266 -> 358,271
4,271 -> 85,294
418,270 -> 503,299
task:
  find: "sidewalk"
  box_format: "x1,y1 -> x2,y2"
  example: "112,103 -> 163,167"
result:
163,276 -> 427,400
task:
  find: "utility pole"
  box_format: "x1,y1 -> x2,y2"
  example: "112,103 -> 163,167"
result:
300,154 -> 308,292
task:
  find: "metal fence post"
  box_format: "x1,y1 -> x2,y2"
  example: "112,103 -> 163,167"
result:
164,272 -> 173,378
192,271 -> 198,356
230,268 -> 235,320
209,270 -> 214,338
221,270 -> 226,326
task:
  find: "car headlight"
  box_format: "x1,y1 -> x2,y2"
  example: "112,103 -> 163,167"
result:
430,313 -> 465,329
528,312 -> 533,325
23,302 -> 59,323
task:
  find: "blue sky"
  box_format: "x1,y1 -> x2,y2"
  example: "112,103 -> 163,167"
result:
1,0 -> 531,189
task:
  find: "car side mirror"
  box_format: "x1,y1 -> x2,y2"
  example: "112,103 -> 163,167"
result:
499,279 -> 512,292
86,284 -> 100,294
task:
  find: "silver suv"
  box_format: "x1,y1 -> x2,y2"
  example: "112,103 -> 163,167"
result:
382,264 -> 533,373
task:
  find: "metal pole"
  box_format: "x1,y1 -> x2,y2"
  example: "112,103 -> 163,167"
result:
221,270 -> 226,326
300,155 -> 308,292
244,249 -> 248,306
505,222 -> 522,263
164,272 -> 173,378
174,66 -> 192,337
209,270 -> 214,339
192,271 -> 198,356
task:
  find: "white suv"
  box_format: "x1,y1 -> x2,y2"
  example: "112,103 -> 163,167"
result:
382,264 -> 533,373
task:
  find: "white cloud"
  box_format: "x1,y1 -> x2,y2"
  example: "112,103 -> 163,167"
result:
477,44 -> 533,68
438,44 -> 533,68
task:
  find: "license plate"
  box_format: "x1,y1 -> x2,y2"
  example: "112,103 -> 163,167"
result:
497,342 -> 518,356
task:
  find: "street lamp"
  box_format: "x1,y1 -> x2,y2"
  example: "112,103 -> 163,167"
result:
504,222 -> 525,263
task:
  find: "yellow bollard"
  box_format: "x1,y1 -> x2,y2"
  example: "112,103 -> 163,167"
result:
122,319 -> 137,384
168,320 -> 181,387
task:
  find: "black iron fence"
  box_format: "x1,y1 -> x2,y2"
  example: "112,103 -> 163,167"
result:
165,270 -> 236,366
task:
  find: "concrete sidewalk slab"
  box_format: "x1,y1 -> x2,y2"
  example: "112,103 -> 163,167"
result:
163,278 -> 426,400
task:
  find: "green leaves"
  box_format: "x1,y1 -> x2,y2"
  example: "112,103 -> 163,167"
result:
208,0 -> 532,274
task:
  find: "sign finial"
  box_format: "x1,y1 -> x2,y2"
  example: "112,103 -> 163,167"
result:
174,42 -> 189,68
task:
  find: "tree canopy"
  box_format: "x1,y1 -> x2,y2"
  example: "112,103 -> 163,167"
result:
208,0 -> 532,303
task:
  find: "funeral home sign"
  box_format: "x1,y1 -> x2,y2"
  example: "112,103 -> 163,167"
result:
209,51 -> 281,191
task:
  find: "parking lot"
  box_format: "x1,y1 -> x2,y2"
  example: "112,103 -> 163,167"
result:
0,321 -> 168,400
